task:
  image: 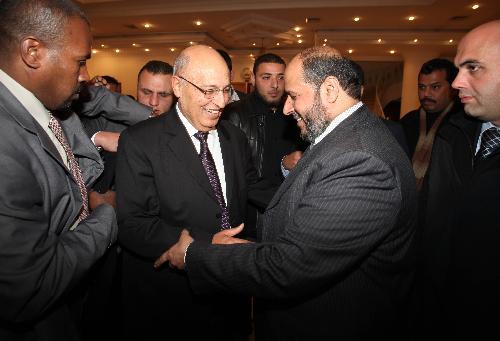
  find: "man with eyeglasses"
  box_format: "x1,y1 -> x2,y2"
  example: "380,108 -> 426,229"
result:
115,45 -> 273,340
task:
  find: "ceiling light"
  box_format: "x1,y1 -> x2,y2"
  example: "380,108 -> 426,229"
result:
408,16 -> 415,21
195,20 -> 202,26
170,48 -> 176,52
276,42 -> 280,46
100,44 -> 106,48
132,43 -> 137,47
348,49 -> 353,54
250,53 -> 254,57
144,23 -> 151,28
353,17 -> 360,22
252,42 -> 256,46
377,38 -> 382,43
413,38 -> 418,43
115,49 -> 120,53
189,41 -> 194,45
472,4 -> 479,10
322,43 -> 326,46
294,26 -> 301,32
296,34 -> 302,38
145,48 -> 150,52
323,38 -> 328,42
449,39 -> 454,43
92,49 -> 98,54
298,39 -> 303,44
389,50 -> 396,54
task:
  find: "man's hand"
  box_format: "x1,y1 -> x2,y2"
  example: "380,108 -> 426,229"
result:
212,224 -> 251,245
282,151 -> 303,171
89,75 -> 108,88
153,229 -> 193,270
94,131 -> 120,152
89,190 -> 116,210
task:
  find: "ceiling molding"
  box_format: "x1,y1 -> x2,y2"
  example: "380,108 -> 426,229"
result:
93,32 -> 224,49
82,0 -> 437,18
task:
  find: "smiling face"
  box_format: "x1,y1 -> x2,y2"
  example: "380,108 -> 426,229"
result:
252,62 -> 286,106
283,57 -> 331,143
172,46 -> 231,132
418,69 -> 454,113
452,21 -> 500,125
38,17 -> 91,110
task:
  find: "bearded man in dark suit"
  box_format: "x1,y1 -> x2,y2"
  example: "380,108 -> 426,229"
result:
159,46 -> 418,341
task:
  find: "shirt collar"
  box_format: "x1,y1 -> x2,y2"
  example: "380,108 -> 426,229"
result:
176,103 -> 216,138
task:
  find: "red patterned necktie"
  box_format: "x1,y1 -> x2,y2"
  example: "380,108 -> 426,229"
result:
48,114 -> 89,220
194,131 -> 231,230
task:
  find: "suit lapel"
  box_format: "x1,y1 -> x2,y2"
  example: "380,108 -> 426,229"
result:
218,124 -> 235,205
161,111 -> 217,202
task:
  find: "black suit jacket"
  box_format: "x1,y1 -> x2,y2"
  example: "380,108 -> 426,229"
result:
186,105 -> 418,340
115,108 -> 271,340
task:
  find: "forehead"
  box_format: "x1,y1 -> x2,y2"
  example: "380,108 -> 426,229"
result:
418,69 -> 448,84
63,17 -> 91,53
255,62 -> 285,75
138,71 -> 172,89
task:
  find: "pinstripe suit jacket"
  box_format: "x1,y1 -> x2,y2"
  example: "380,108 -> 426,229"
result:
187,104 -> 418,340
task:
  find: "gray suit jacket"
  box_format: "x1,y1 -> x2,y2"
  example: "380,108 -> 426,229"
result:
187,104 -> 417,340
0,82 -> 117,340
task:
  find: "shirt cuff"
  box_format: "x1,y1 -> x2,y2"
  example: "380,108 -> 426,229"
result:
281,156 -> 290,178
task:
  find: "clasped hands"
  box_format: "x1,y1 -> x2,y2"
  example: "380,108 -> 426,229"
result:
153,224 -> 250,270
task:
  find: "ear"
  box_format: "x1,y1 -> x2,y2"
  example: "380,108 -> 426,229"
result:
250,73 -> 256,87
172,75 -> 183,98
20,37 -> 46,69
320,76 -> 340,104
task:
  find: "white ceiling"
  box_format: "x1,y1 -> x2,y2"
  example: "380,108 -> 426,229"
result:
77,0 -> 500,60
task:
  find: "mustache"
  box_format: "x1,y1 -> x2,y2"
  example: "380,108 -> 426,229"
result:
420,98 -> 436,104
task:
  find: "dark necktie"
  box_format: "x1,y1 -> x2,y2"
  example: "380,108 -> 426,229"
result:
48,114 -> 89,220
477,127 -> 500,159
194,131 -> 230,230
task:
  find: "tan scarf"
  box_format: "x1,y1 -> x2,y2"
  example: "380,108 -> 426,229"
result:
412,102 -> 454,191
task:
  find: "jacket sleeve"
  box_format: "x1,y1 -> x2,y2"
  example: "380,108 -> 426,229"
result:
186,151 -> 403,299
0,136 -> 117,323
76,86 -> 151,125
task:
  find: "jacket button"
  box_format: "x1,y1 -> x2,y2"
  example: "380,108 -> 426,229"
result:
215,213 -> 221,218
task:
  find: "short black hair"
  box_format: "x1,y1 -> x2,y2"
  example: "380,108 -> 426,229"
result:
253,53 -> 286,75
138,60 -> 173,79
102,75 -> 119,86
216,49 -> 232,72
299,47 -> 363,100
0,0 -> 89,57
419,58 -> 458,85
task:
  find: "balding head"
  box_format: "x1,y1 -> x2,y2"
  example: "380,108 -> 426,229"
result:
172,45 -> 232,131
453,20 -> 500,124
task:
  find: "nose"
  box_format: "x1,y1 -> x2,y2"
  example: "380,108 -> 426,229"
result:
78,65 -> 90,83
149,93 -> 159,107
283,95 -> 293,115
271,76 -> 278,89
212,89 -> 227,108
452,69 -> 465,90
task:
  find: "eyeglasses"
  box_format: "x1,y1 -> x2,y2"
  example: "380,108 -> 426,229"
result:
177,75 -> 233,100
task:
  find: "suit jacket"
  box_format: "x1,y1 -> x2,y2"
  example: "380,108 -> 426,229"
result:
0,82 -> 117,341
115,108 -> 272,340
187,104 -> 418,340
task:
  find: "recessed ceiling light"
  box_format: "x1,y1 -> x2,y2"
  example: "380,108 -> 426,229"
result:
170,48 -> 176,52
389,50 -> 396,54
294,26 -> 301,32
324,38 -> 328,42
322,43 -> 326,46
472,4 -> 479,10
100,44 -> 106,48
348,49 -> 353,54
92,49 -> 98,54
353,17 -> 360,22
115,49 -> 120,53
252,42 -> 256,46
144,23 -> 151,28
296,34 -> 302,38
298,39 -> 303,44
408,16 -> 415,21
377,38 -> 382,43
250,53 -> 254,57
189,41 -> 194,45
195,20 -> 202,26
145,48 -> 150,52
132,43 -> 137,47
413,38 -> 418,43
276,42 -> 280,46
449,39 -> 454,43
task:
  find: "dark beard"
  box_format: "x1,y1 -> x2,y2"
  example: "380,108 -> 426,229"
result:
301,94 -> 331,143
